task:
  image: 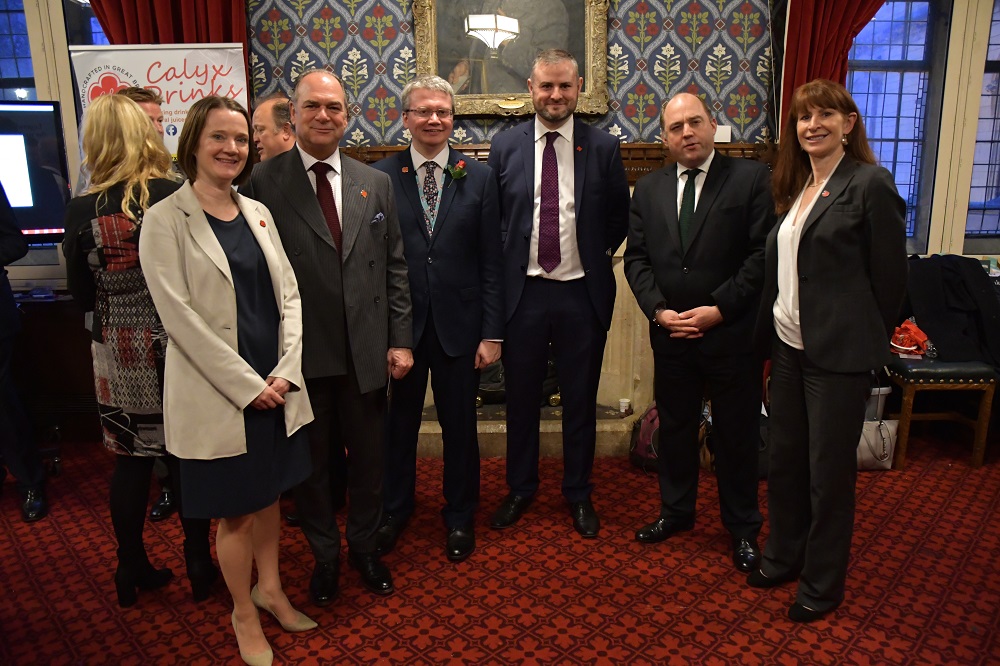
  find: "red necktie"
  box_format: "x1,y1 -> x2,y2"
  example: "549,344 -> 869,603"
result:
310,162 -> 342,257
538,131 -> 561,273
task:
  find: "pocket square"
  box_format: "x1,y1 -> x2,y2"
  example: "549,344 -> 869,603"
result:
371,212 -> 385,225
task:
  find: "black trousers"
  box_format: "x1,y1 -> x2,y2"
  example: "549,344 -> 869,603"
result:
0,335 -> 44,495
385,314 -> 480,529
296,358 -> 386,561
652,343 -> 763,539
503,278 -> 606,502
762,338 -> 870,611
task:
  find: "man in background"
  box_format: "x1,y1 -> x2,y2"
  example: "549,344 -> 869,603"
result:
252,94 -> 296,161
0,183 -> 48,523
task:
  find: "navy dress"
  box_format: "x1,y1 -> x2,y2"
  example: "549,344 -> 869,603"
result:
180,211 -> 311,519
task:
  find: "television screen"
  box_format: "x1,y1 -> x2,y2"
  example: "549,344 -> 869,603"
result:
0,101 -> 72,243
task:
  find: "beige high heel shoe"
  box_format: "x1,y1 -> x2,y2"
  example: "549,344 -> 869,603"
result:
231,611 -> 273,666
251,585 -> 319,632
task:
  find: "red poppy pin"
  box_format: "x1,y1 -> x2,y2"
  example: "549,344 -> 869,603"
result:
361,189 -> 368,198
445,160 -> 467,187
576,145 -> 582,152
822,190 -> 830,197
259,220 -> 266,227
402,167 -> 409,173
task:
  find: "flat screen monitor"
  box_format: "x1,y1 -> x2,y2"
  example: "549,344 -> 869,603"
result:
0,101 -> 72,291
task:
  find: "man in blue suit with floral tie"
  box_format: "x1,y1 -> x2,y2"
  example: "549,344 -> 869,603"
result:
373,76 -> 504,562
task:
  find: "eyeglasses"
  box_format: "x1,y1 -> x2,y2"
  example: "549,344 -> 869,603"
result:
404,107 -> 453,119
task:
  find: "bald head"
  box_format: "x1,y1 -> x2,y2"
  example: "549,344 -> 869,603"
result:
252,97 -> 295,160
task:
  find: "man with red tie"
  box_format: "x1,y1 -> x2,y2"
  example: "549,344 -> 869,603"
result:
241,70 -> 413,604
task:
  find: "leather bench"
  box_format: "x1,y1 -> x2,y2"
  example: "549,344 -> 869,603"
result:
885,356 -> 997,469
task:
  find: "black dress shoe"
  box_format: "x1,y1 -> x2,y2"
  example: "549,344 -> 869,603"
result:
732,537 -> 761,573
747,568 -> 798,588
375,513 -> 409,555
149,490 -> 176,522
446,527 -> 475,562
348,552 -> 394,595
309,560 -> 340,607
21,489 -> 48,523
490,494 -> 533,529
788,601 -> 838,623
635,516 -> 694,544
569,499 -> 600,538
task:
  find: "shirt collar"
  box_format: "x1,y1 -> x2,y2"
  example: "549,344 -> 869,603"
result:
410,144 -> 450,172
534,116 -> 574,144
297,143 -> 341,175
680,149 -> 715,177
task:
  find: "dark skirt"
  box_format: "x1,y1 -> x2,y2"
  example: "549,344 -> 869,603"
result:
179,406 -> 310,519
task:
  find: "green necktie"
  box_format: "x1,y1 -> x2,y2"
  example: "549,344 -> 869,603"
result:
679,168 -> 700,250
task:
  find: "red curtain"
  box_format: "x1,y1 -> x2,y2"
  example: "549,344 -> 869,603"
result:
779,0 -> 886,133
91,0 -> 246,52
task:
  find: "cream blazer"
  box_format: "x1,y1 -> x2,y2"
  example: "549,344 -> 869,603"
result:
139,181 -> 313,460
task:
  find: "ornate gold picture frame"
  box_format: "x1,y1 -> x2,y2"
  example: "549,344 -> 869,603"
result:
413,0 -> 610,116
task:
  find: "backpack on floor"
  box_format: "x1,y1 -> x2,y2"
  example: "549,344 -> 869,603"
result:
629,402 -> 660,473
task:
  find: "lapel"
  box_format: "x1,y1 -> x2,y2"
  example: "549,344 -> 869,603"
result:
339,154 -> 365,260
800,158 -> 858,238
685,153 -> 731,255
433,148 -> 463,243
239,194 -> 284,306
573,118 -> 587,215
518,122 -> 535,216
394,150 -> 429,244
174,182 -> 233,287
275,149 -> 336,250
660,164 -> 682,253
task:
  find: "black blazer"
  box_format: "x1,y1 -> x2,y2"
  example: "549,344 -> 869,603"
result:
753,159 -> 908,373
624,153 -> 776,356
487,117 -> 630,331
372,148 -> 504,357
0,184 -> 27,338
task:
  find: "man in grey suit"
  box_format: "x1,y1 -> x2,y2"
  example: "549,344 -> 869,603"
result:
241,69 -> 413,604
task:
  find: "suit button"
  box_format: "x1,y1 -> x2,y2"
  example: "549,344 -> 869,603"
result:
374,296 -> 381,303
369,260 -> 375,267
523,235 -> 529,240
427,257 -> 433,264
801,275 -> 808,281
683,267 -> 690,274
521,265 -> 526,271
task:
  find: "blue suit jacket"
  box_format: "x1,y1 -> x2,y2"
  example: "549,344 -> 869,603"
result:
373,148 -> 504,357
487,117 -> 630,330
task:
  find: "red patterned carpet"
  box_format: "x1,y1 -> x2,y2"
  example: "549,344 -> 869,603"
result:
1,433 -> 999,665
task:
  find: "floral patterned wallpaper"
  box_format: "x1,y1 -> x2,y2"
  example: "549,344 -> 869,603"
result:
247,0 -> 772,145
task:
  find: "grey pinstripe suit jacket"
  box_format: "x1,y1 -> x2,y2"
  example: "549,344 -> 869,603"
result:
241,147 -> 412,394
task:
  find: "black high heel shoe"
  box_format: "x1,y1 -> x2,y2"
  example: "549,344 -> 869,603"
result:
187,558 -> 220,602
114,564 -> 173,607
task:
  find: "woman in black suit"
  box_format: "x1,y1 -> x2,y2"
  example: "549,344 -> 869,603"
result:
749,79 -> 907,622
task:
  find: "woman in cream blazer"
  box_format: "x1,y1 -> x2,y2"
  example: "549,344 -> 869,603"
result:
140,96 -> 315,666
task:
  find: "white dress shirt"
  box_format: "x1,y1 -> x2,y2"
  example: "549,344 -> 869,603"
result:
409,145 -> 448,192
529,117 -> 584,280
675,149 -> 716,216
297,143 -> 343,227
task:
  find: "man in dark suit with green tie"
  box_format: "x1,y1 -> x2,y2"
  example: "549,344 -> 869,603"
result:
624,93 -> 775,573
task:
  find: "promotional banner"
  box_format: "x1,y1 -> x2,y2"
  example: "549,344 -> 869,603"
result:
70,44 -> 248,156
